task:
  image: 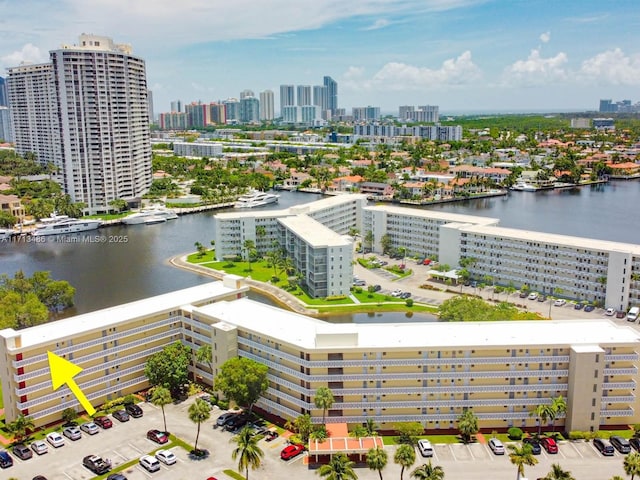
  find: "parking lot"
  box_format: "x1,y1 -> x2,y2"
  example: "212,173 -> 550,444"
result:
4,397 -> 632,480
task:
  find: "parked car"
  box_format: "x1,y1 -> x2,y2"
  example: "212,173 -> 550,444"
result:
488,438 -> 505,455
30,440 -> 48,455
32,476 -> 48,480
610,435 -> 631,454
391,289 -> 403,297
125,403 -> 143,418
63,426 -> 82,441
12,443 -> 33,460
574,302 -> 584,310
400,292 -> 412,299
372,284 -> 381,292
554,299 -> 566,307
417,439 -> 434,457
629,437 -> 640,451
139,455 -> 161,472
46,432 -> 65,448
265,431 -> 279,442
541,437 -> 558,454
217,411 -> 240,427
107,475 -> 128,480
112,410 -> 130,422
616,310 -> 626,319
225,414 -> 249,431
353,280 -> 366,287
155,449 -> 177,465
519,291 -> 528,298
522,437 -> 541,455
94,416 -> 113,429
80,422 -> 100,435
147,429 -> 169,444
280,443 -> 305,460
605,307 -> 616,316
0,450 -> 13,468
537,295 -> 547,302
593,438 -> 615,456
528,292 -> 538,300
584,304 -> 596,312
83,455 -> 111,474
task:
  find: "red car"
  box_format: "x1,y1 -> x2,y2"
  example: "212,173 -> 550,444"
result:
94,416 -> 113,429
541,437 -> 558,454
147,429 -> 169,444
280,443 -> 305,460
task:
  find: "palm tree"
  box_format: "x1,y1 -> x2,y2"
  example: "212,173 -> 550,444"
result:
624,452 -> 640,480
410,461 -> 445,480
530,403 -> 554,436
188,398 -> 211,453
7,413 -> 35,443
317,452 -> 358,480
243,239 -> 256,272
231,426 -> 264,480
543,463 -> 575,480
508,444 -> 538,480
314,386 -> 335,425
150,386 -> 172,433
457,409 -> 478,444
394,444 -> 416,480
366,447 -> 388,480
196,344 -> 213,372
550,395 -> 567,432
365,418 -> 380,436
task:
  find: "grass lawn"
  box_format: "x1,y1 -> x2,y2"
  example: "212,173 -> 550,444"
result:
595,428 -> 634,439
187,251 -> 216,263
383,265 -> 413,278
383,434 -> 462,445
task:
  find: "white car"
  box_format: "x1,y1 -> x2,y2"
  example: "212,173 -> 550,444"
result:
155,449 -> 177,465
46,432 -> 65,448
391,289 -> 403,297
417,439 -> 434,457
489,438 -> 505,455
528,292 -> 538,300
140,454 -> 161,472
30,440 -> 48,455
605,307 -> 616,316
553,299 -> 566,307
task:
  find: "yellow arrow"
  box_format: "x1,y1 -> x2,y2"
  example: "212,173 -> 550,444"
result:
47,351 -> 95,416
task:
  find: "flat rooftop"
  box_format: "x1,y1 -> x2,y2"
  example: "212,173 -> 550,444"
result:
278,215 -> 351,248
364,204 -> 499,226
0,281 -> 247,350
462,224 -> 640,254
195,298 -> 640,350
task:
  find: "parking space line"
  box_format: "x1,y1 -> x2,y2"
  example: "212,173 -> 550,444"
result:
468,445 -> 475,460
571,442 -> 584,458
63,473 -> 74,480
128,442 -> 144,454
449,445 -> 457,462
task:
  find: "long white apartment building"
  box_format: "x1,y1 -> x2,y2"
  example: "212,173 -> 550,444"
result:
196,297 -> 640,433
363,205 -> 499,260
214,195 -> 366,297
440,223 -> 640,311
3,281 -> 639,433
0,277 -> 248,428
7,34 -> 152,214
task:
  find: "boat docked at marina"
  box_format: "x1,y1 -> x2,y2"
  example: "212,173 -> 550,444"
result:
0,228 -> 14,241
32,217 -> 103,236
234,190 -> 279,208
510,181 -> 538,192
122,207 -> 178,225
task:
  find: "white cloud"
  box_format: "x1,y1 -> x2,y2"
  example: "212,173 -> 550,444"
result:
539,31 -> 550,43
579,48 -> 640,86
360,51 -> 482,91
363,19 -> 390,31
1,43 -> 46,67
502,49 -> 568,86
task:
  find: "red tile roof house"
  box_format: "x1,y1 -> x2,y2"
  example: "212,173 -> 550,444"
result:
329,175 -> 364,192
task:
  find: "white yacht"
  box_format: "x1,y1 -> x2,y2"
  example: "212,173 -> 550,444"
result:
234,190 -> 279,208
32,218 -> 103,236
122,207 -> 178,225
0,228 -> 14,241
510,181 -> 538,192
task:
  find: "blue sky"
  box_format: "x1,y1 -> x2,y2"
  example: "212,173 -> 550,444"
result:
1,0 -> 640,114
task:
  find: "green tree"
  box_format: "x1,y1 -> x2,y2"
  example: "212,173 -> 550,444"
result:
231,426 -> 264,480
394,444 -> 417,480
410,461 -> 445,480
150,386 -> 172,433
380,234 -> 392,255
509,443 -> 538,480
364,230 -> 374,255
366,447 -> 388,480
144,341 -> 192,395
625,452 -> 640,480
214,357 -> 269,415
108,198 -> 128,213
457,409 -> 478,444
6,413 -> 35,443
317,452 -> 358,480
396,422 -> 424,446
188,398 -> 211,453
365,418 -> 380,436
543,463 -> 575,480
530,403 -> 554,436
314,386 -> 335,424
61,407 -> 77,425
195,344 -> 213,372
285,414 -> 313,444
0,211 -> 17,227
243,239 -> 256,272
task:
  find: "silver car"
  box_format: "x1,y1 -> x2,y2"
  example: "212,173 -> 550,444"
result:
80,422 -> 100,435
63,426 -> 82,441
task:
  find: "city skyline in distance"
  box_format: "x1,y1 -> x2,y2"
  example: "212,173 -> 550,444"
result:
1,0 -> 639,114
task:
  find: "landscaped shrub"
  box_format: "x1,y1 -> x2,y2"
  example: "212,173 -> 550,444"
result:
218,399 -> 229,410
569,431 -> 586,440
507,427 -> 523,440
326,295 -> 348,301
405,298 -> 414,307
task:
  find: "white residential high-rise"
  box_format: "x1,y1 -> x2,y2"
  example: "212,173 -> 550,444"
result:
279,85 -> 294,115
170,100 -> 182,113
0,107 -> 12,142
7,34 -> 152,213
147,90 -> 154,124
297,85 -> 312,106
259,90 -> 274,121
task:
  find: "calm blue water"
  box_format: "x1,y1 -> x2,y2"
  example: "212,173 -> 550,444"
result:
1,182 -> 638,319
